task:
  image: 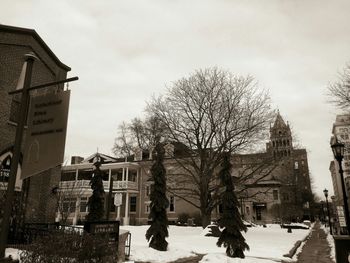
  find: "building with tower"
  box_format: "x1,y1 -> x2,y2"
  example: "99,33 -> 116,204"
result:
59,112 -> 313,225
232,112 -> 313,223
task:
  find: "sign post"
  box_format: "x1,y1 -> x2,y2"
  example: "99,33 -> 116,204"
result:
0,54 -> 35,259
0,54 -> 78,259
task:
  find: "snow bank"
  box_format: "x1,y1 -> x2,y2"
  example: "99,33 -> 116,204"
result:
122,224 -> 310,263
320,224 -> 336,262
5,248 -> 21,261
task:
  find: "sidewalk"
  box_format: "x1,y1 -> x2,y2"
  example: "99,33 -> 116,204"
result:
296,222 -> 334,263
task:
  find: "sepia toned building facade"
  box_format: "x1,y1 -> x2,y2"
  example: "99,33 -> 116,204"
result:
59,113 -> 313,225
329,114 -> 350,232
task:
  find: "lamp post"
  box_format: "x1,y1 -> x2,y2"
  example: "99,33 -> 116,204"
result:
331,139 -> 350,235
321,201 -> 325,223
324,188 -> 333,235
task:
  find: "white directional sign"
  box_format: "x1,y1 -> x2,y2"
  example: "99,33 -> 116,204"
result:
337,206 -> 347,227
114,193 -> 123,207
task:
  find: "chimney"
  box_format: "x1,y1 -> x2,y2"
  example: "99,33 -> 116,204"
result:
164,143 -> 174,158
71,156 -> 84,164
134,148 -> 143,161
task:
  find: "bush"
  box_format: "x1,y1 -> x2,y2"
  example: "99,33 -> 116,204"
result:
192,212 -> 202,226
20,229 -> 118,263
177,213 -> 190,225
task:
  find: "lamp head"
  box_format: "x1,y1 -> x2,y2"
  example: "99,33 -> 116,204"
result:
331,137 -> 345,161
323,188 -> 328,198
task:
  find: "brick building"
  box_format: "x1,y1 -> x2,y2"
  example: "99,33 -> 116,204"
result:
0,24 -> 70,227
60,113 -> 313,225
329,114 -> 350,233
233,112 -> 313,223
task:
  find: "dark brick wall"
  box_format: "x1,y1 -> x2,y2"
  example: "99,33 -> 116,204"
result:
0,26 -> 70,223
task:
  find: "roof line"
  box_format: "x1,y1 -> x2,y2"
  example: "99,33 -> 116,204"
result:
0,24 -> 71,71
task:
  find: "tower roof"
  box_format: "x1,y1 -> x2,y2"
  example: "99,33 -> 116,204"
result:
272,111 -> 288,129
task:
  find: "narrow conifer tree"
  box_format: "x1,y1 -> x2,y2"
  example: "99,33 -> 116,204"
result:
217,153 -> 249,258
86,154 -> 105,222
145,143 -> 169,251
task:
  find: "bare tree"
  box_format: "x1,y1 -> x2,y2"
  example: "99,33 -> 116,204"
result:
112,121 -> 134,158
56,182 -> 87,225
112,116 -> 168,158
328,64 -> 350,109
147,67 -> 273,227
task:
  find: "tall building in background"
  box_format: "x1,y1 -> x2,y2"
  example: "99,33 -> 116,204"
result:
233,112 -> 313,223
330,114 -> 350,233
0,24 -> 70,230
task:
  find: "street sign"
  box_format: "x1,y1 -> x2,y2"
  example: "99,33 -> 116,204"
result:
337,206 -> 347,227
22,90 -> 70,179
114,193 -> 123,207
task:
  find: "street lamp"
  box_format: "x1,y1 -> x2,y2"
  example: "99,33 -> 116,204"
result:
331,139 -> 350,235
324,188 -> 332,235
320,201 -> 325,223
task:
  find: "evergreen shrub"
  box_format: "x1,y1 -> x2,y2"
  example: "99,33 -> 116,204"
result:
20,229 -> 118,263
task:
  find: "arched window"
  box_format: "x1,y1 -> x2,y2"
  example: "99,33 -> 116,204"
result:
1,155 -> 11,182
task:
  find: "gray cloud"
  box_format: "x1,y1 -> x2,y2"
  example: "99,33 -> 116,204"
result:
2,0 -> 350,198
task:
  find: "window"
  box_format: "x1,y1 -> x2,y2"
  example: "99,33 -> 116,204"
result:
78,169 -> 92,180
273,190 -> 279,200
130,196 -> 137,212
282,193 -> 289,201
80,197 -> 88,213
145,204 -> 150,214
169,196 -> 175,212
61,171 -> 76,181
294,161 -> 299,169
145,185 -> 151,197
111,169 -> 123,181
0,155 -> 11,182
62,198 -> 76,213
128,170 -> 137,182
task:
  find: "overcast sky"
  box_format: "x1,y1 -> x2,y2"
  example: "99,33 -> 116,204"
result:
2,0 -> 350,198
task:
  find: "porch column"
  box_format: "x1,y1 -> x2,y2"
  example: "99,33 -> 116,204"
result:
117,206 -> 121,220
73,198 -> 78,225
124,192 -> 129,225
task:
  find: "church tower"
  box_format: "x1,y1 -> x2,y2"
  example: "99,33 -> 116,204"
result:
268,111 -> 293,158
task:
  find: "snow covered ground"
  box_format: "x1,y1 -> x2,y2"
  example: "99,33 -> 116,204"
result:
5,224 -> 310,263
320,224 -> 336,262
122,224 -> 311,263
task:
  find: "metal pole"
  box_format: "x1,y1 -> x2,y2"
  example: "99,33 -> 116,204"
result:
0,55 -> 35,258
321,202 -> 325,223
325,196 -> 333,235
337,157 -> 350,235
8,76 -> 79,95
106,177 -> 113,220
